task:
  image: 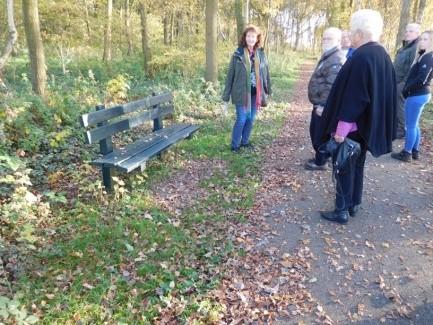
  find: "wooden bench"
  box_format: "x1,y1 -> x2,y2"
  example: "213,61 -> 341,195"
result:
80,92 -> 199,191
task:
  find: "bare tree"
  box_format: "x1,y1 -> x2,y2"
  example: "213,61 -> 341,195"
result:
83,0 -> 92,39
139,1 -> 151,73
125,0 -> 133,55
353,0 -> 362,10
205,0 -> 218,83
22,0 -> 46,96
244,0 -> 250,24
395,0 -> 413,51
103,0 -> 113,61
0,0 -> 18,73
235,0 -> 245,41
415,0 -> 427,23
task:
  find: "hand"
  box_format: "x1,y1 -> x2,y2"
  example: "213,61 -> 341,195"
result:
315,105 -> 324,117
222,102 -> 229,115
334,135 -> 345,143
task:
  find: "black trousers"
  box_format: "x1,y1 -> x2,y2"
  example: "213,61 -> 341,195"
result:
334,133 -> 367,211
309,110 -> 329,166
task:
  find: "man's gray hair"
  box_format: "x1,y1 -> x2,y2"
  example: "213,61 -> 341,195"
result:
406,23 -> 421,33
350,9 -> 384,42
324,27 -> 342,41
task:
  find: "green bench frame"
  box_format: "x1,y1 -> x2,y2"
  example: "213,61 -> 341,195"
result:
80,92 -> 199,190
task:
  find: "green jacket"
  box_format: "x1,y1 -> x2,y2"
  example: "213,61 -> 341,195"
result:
394,39 -> 419,84
222,47 -> 271,106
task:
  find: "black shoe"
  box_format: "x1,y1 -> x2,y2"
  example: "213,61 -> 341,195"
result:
391,150 -> 411,162
231,147 -> 241,153
320,210 -> 349,224
305,159 -> 328,171
348,205 -> 360,217
412,150 -> 420,160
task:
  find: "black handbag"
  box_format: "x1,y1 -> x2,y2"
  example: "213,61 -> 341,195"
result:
319,138 -> 361,173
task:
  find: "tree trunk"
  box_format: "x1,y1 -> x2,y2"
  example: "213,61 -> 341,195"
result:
205,0 -> 218,83
353,0 -> 362,10
244,0 -> 249,24
294,19 -> 301,51
139,1 -> 151,73
163,15 -> 169,45
235,0 -> 244,41
177,12 -> 184,38
395,0 -> 413,51
263,0 -> 272,54
103,0 -> 113,62
415,0 -> 426,23
0,0 -> 18,73
22,0 -> 46,96
83,0 -> 92,39
169,10 -> 175,45
125,0 -> 133,55
57,44 -> 67,75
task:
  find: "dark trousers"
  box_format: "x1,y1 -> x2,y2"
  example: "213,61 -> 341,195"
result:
309,110 -> 329,165
396,82 -> 406,136
334,133 -> 367,211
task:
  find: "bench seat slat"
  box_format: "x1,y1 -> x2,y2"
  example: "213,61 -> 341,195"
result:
86,105 -> 173,144
81,92 -> 173,127
117,124 -> 199,172
91,123 -> 189,167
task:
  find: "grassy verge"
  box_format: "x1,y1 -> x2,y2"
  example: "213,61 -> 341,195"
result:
2,51 -> 301,323
422,103 -> 433,140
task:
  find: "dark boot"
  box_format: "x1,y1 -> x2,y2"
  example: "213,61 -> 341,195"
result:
305,159 -> 328,171
320,210 -> 349,224
412,150 -> 420,160
391,150 -> 411,162
348,205 -> 360,217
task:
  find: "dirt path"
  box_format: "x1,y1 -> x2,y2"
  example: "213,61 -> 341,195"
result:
256,63 -> 433,324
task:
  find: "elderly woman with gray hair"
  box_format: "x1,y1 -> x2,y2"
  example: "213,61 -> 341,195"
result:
318,9 -> 397,224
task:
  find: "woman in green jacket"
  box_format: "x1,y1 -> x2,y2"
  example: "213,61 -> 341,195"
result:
222,25 -> 271,152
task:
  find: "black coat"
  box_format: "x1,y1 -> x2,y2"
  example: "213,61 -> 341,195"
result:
403,51 -> 433,98
319,42 -> 397,157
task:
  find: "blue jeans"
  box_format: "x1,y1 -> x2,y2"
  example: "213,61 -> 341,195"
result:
231,96 -> 256,149
404,94 -> 431,152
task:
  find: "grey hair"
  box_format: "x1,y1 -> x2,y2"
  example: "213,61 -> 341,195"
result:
350,9 -> 384,42
324,27 -> 342,41
406,23 -> 421,34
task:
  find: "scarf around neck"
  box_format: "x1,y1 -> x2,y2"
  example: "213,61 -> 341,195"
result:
243,47 -> 262,114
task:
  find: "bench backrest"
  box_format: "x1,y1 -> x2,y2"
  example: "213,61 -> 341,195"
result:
80,92 -> 174,145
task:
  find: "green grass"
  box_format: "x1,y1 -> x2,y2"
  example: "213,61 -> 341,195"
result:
422,103 -> 433,140
5,50 -> 302,323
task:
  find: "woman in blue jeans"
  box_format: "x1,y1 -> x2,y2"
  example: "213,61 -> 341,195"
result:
392,30 -> 433,162
222,25 -> 271,152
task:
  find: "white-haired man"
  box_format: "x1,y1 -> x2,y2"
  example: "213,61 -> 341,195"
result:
305,27 -> 346,170
394,23 -> 421,138
318,10 -> 397,224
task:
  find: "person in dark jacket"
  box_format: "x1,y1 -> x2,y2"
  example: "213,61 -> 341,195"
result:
318,9 -> 397,224
305,27 -> 346,170
222,25 -> 271,152
391,30 -> 433,162
394,23 -> 421,138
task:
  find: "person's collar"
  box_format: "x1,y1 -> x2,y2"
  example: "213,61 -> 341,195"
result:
323,45 -> 339,55
403,37 -> 419,47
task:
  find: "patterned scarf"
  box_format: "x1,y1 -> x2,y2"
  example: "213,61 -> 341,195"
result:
243,48 -> 262,115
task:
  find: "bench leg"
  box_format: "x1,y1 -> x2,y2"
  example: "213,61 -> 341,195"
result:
102,165 -> 113,192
